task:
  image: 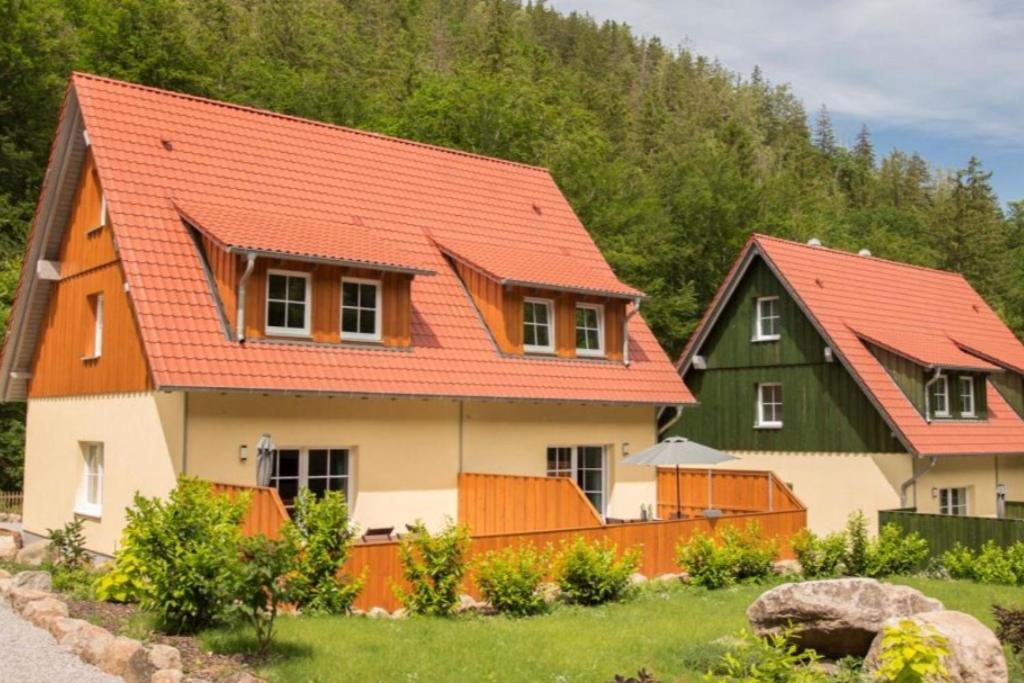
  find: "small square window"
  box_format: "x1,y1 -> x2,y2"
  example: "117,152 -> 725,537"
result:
939,487 -> 968,516
754,296 -> 780,341
756,383 -> 783,428
76,442 -> 103,518
575,304 -> 604,357
341,278 -> 381,342
266,270 -> 311,337
523,298 -> 554,353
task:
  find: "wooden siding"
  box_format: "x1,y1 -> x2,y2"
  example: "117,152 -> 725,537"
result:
993,371 -> 1024,420
211,482 -> 289,539
678,256 -> 903,452
655,467 -> 804,518
457,472 -> 603,534
28,153 -> 151,398
240,258 -> 411,347
870,345 -> 988,420
347,508 -> 806,611
452,259 -> 625,360
200,235 -> 238,331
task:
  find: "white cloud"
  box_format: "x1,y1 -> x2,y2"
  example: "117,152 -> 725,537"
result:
551,0 -> 1024,146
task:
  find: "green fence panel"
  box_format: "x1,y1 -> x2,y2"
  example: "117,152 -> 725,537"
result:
878,508 -> 1024,559
1005,501 -> 1024,520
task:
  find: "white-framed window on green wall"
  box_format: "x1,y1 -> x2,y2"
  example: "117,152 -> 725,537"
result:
959,376 -> 976,417
753,296 -> 780,341
755,383 -> 783,428
932,376 -> 950,417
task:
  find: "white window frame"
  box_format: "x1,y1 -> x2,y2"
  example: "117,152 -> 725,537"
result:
933,375 -> 950,417
753,296 -> 781,342
939,486 -> 969,516
523,297 -> 555,354
959,376 -> 976,417
574,303 -> 605,357
756,382 -> 783,429
269,446 -> 353,512
85,292 -> 104,360
265,269 -> 312,337
546,445 -> 607,516
340,277 -> 383,342
76,442 -> 104,518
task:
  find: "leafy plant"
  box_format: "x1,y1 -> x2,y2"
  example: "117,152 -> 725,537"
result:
704,627 -> 827,682
974,541 -> 1018,585
866,523 -> 929,577
677,533 -> 738,589
46,518 -> 88,570
475,544 -> 549,617
792,529 -> 847,578
844,511 -> 870,576
52,565 -> 98,599
94,542 -> 147,603
283,489 -> 363,614
122,477 -> 247,633
873,619 -> 949,683
939,543 -> 976,580
994,604 -> 1024,653
234,534 -> 296,655
722,522 -> 779,581
394,519 -> 471,616
555,537 -> 639,606
610,669 -> 659,683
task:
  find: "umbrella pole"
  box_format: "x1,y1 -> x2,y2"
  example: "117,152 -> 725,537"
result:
675,465 -> 681,519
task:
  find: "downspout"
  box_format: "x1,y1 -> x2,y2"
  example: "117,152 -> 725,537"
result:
235,252 -> 256,342
623,297 -> 641,366
657,405 -> 684,437
923,367 -> 944,423
900,456 -> 937,508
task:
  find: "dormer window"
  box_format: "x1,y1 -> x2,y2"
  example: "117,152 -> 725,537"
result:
575,304 -> 604,357
754,296 -> 780,341
959,376 -> 976,417
933,376 -> 950,417
341,277 -> 381,342
266,270 -> 311,337
523,298 -> 554,354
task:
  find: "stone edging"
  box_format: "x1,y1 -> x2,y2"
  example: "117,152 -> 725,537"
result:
0,568 -> 254,683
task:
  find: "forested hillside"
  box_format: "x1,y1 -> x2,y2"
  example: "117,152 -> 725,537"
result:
1,0 -> 1022,487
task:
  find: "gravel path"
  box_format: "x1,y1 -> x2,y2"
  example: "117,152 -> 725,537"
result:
0,600 -> 123,683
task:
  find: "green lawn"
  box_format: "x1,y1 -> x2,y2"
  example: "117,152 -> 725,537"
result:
202,578 -> 1024,683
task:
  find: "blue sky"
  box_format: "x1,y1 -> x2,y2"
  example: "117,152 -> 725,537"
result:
552,0 -> 1023,206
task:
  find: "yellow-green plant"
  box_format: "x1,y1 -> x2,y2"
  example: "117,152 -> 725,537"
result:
94,542 -> 147,603
874,619 -> 949,683
475,544 -> 550,617
394,518 -> 471,616
555,537 -> 640,606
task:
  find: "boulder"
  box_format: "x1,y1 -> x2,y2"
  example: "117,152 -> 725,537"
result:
0,578 -> 12,598
13,570 -> 53,592
629,572 -> 648,586
8,587 -> 52,611
747,578 -> 943,658
147,644 -> 182,671
126,644 -> 184,683
60,622 -> 115,666
865,611 -> 1008,683
151,670 -> 185,683
15,540 -> 53,566
0,568 -> 11,579
390,608 -> 408,620
49,617 -> 89,642
772,559 -> 802,575
455,593 -> 487,614
0,535 -> 18,561
97,636 -> 144,677
366,607 -> 390,619
538,582 -> 562,604
22,596 -> 69,628
652,572 -> 685,584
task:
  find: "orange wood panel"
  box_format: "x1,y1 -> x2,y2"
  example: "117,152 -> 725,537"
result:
604,300 -> 625,361
200,235 -> 238,330
346,508 -> 807,611
210,482 -> 289,539
656,467 -> 807,519
457,472 -> 603,534
58,152 -> 117,278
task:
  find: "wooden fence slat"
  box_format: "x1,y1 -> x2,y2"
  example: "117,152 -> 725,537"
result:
458,473 -> 602,534
0,491 -> 22,514
879,508 -> 1024,559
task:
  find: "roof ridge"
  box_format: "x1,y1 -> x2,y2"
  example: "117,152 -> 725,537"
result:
71,72 -> 552,174
751,233 -> 967,280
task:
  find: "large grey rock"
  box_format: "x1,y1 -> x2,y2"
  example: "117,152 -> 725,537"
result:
15,540 -> 53,566
13,570 -> 52,592
865,611 -> 1007,683
747,578 -> 943,658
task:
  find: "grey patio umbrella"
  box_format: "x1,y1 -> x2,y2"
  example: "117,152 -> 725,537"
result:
620,436 -> 738,519
256,433 -> 276,487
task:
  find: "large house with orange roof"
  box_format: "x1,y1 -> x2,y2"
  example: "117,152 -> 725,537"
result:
0,73 -> 692,555
671,235 -> 1024,533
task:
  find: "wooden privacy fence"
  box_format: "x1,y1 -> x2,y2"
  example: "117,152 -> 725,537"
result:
0,491 -> 22,513
879,508 -> 1024,558
1005,501 -> 1024,520
458,472 -> 603,534
210,482 -> 289,539
656,468 -> 803,519
346,508 -> 807,611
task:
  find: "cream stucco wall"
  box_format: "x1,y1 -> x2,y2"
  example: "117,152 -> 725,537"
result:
911,455 -> 1003,517
718,451 -> 912,534
23,392 -> 184,555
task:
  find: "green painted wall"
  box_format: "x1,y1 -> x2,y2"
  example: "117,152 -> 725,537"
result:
675,257 -> 903,453
993,372 -> 1024,419
870,345 -> 988,420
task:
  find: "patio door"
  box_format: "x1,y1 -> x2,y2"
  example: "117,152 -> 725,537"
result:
269,447 -> 350,512
546,445 -> 607,515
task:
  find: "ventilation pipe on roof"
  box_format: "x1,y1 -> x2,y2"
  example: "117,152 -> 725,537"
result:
236,252 -> 257,342
900,456 -> 937,508
923,367 -> 944,423
623,297 -> 641,366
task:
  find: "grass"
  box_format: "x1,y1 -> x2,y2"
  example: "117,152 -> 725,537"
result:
201,577 -> 1024,683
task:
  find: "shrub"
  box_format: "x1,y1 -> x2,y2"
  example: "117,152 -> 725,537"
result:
676,533 -> 738,589
394,519 -> 471,616
46,518 -> 88,570
866,523 -> 929,577
123,476 -> 247,633
94,542 -> 147,603
975,541 -> 1018,585
723,522 -> 779,581
704,628 -> 827,682
283,489 -> 363,614
993,605 -> 1024,653
939,543 -> 976,580
234,534 -> 296,655
475,544 -> 549,617
792,529 -> 846,578
873,619 -> 949,683
844,511 -> 870,576
555,537 -> 639,606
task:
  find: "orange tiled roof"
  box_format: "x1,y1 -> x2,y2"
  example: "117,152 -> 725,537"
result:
70,73 -> 691,404
706,235 -> 1024,456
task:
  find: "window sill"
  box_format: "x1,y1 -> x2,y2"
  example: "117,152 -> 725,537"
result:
85,224 -> 107,237
264,330 -> 313,340
73,505 -> 102,520
750,336 -> 781,343
524,348 -> 557,356
81,354 -> 101,363
576,350 -> 606,359
342,335 -> 383,344
754,423 -> 783,430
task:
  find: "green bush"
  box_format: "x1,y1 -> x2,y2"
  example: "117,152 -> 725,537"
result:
394,519 -> 471,616
677,533 -> 737,589
939,543 -> 976,580
46,518 -> 88,570
704,628 -> 827,682
475,544 -> 549,617
123,477 -> 247,633
792,529 -> 846,578
866,523 -> 929,577
873,619 -> 949,683
844,511 -> 870,576
555,537 -> 639,606
941,541 -> 1022,585
234,534 -> 296,655
722,522 -> 779,581
283,489 -> 363,614
94,542 -> 147,603
975,541 -> 1018,585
